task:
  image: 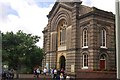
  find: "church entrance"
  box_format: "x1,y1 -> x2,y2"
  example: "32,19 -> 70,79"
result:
59,56 -> 66,70
100,60 -> 105,70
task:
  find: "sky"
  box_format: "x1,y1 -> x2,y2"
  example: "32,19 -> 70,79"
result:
0,0 -> 115,48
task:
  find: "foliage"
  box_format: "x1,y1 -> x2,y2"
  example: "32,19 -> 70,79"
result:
2,30 -> 43,73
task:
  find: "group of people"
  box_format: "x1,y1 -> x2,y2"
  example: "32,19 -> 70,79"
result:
50,67 -> 66,80
33,66 -> 70,80
33,67 -> 41,78
40,67 -> 66,80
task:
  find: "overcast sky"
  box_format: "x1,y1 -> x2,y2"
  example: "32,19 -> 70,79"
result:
0,0 -> 115,48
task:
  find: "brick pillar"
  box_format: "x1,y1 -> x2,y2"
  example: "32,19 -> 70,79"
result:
89,20 -> 99,70
66,2 -> 81,76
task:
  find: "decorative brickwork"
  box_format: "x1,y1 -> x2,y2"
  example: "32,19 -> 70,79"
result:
42,1 -> 116,78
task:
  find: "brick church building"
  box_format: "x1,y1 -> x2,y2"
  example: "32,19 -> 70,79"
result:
42,0 -> 116,78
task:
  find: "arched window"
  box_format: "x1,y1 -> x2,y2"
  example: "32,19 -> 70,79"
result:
82,54 -> 88,69
101,29 -> 106,48
82,28 -> 88,48
59,20 -> 67,46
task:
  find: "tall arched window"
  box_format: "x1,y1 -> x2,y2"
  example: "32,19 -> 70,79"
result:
82,54 -> 88,69
59,20 -> 67,46
101,29 -> 106,48
82,28 -> 88,48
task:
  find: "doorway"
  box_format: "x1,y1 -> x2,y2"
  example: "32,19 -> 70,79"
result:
100,54 -> 106,70
59,56 -> 66,70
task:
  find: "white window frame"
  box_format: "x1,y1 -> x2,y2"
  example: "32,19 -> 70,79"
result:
82,28 -> 88,48
100,29 -> 107,48
82,54 -> 88,69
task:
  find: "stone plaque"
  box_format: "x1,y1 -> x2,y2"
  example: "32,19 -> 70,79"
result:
71,65 -> 75,72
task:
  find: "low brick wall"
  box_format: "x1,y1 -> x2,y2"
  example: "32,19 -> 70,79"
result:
76,70 -> 116,79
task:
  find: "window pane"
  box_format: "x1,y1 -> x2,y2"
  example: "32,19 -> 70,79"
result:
60,31 -> 62,45
59,21 -> 67,45
101,29 -> 106,47
83,54 -> 88,67
83,29 -> 88,47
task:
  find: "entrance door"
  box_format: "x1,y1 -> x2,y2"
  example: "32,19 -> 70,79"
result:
59,56 -> 66,70
100,54 -> 106,70
100,60 -> 105,70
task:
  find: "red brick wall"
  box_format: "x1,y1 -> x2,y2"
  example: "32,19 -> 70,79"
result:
76,70 -> 116,79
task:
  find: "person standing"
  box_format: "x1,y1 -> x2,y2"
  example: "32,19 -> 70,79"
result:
60,73 -> 64,80
36,68 -> 40,78
53,68 -> 57,79
43,67 -> 47,75
60,68 -> 64,75
33,68 -> 37,77
50,68 -> 54,79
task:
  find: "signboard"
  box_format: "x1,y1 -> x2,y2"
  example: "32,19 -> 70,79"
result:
71,64 -> 75,72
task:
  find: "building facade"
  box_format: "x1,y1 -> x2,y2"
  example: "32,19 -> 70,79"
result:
42,1 -> 116,77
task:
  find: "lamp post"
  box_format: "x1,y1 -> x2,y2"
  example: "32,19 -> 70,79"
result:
115,0 -> 120,79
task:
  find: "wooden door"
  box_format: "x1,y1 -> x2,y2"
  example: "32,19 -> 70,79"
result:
100,60 -> 105,70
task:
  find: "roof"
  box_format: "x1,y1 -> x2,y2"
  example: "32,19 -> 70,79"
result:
47,1 -> 114,20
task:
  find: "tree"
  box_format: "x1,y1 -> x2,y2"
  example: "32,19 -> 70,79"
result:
2,30 -> 43,73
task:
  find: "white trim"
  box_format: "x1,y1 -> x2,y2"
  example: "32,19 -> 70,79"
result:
82,29 -> 88,47
82,54 -> 88,69
82,46 -> 88,49
82,67 -> 88,69
101,29 -> 106,47
100,46 -> 107,49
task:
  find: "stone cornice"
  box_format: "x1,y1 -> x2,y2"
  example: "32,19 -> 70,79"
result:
47,2 -> 72,19
78,7 -> 115,20
47,47 -> 115,53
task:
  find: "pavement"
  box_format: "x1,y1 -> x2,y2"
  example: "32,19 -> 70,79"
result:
2,74 -> 52,80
